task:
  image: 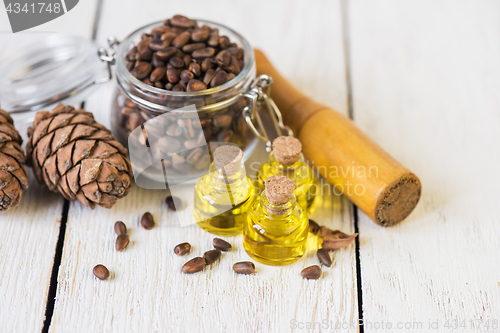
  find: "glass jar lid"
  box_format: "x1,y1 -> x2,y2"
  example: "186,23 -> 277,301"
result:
0,34 -> 109,113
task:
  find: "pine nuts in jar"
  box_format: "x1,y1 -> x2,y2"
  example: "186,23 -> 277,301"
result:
110,16 -> 257,184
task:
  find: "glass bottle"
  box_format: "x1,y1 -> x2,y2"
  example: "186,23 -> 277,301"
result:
244,176 -> 309,266
194,145 -> 257,236
257,136 -> 317,212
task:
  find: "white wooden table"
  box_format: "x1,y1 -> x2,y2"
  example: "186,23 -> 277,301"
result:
1,1 -> 500,332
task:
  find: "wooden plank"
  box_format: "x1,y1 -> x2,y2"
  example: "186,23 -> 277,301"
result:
49,1 -> 358,332
0,1 -> 98,331
348,0 -> 500,329
0,173 -> 63,332
48,177 -> 358,332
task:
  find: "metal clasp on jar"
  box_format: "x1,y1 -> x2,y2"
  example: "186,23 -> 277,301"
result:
242,75 -> 292,151
97,36 -> 120,82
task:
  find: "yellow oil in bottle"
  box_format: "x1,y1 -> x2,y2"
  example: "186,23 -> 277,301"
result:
257,152 -> 317,212
194,162 -> 257,236
243,192 -> 309,266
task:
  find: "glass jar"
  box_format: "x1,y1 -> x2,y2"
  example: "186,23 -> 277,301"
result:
0,19 -> 292,187
0,34 -> 110,139
110,20 -> 258,185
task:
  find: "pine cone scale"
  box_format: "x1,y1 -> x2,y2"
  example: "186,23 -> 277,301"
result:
0,124 -> 22,142
56,141 -> 74,175
31,117 -> 51,146
90,141 -> 117,159
98,181 -> 113,193
44,155 -> 60,190
0,133 -> 12,143
106,140 -> 129,156
51,125 -> 74,152
75,190 -> 93,208
87,130 -> 113,141
104,154 -> 128,172
36,133 -> 54,167
82,181 -> 101,202
99,194 -> 116,208
66,165 -> 80,194
0,109 -> 28,211
31,154 -> 43,183
68,113 -> 95,126
70,125 -> 97,142
58,177 -> 73,200
80,159 -> 103,185
0,178 -> 21,210
98,163 -> 117,182
0,170 -> 13,190
0,142 -> 26,164
110,174 -> 130,196
0,113 -> 13,124
3,164 -> 29,190
73,140 -> 96,165
47,113 -> 74,132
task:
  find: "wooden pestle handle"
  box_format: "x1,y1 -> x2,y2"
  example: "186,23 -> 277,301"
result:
254,49 -> 421,226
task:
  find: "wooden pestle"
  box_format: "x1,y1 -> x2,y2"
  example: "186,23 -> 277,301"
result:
254,49 -> 421,226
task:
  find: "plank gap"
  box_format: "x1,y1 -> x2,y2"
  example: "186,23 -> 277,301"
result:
341,0 -> 354,121
42,200 -> 70,333
352,205 -> 364,333
341,0 -> 364,330
91,0 -> 104,41
42,0 -> 104,327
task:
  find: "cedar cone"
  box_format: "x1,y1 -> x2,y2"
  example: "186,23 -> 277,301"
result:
0,108 -> 29,211
26,104 -> 133,209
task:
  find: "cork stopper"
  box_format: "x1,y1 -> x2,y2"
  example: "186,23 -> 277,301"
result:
272,136 -> 302,165
265,176 -> 296,205
213,145 -> 243,176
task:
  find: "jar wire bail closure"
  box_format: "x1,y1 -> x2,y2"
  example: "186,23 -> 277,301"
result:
103,23 -> 293,152
108,32 -> 292,151
242,75 -> 293,152
97,35 -> 120,74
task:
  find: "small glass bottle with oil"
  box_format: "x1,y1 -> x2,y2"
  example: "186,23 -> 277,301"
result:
244,176 -> 309,266
257,136 -> 317,212
194,145 -> 257,236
